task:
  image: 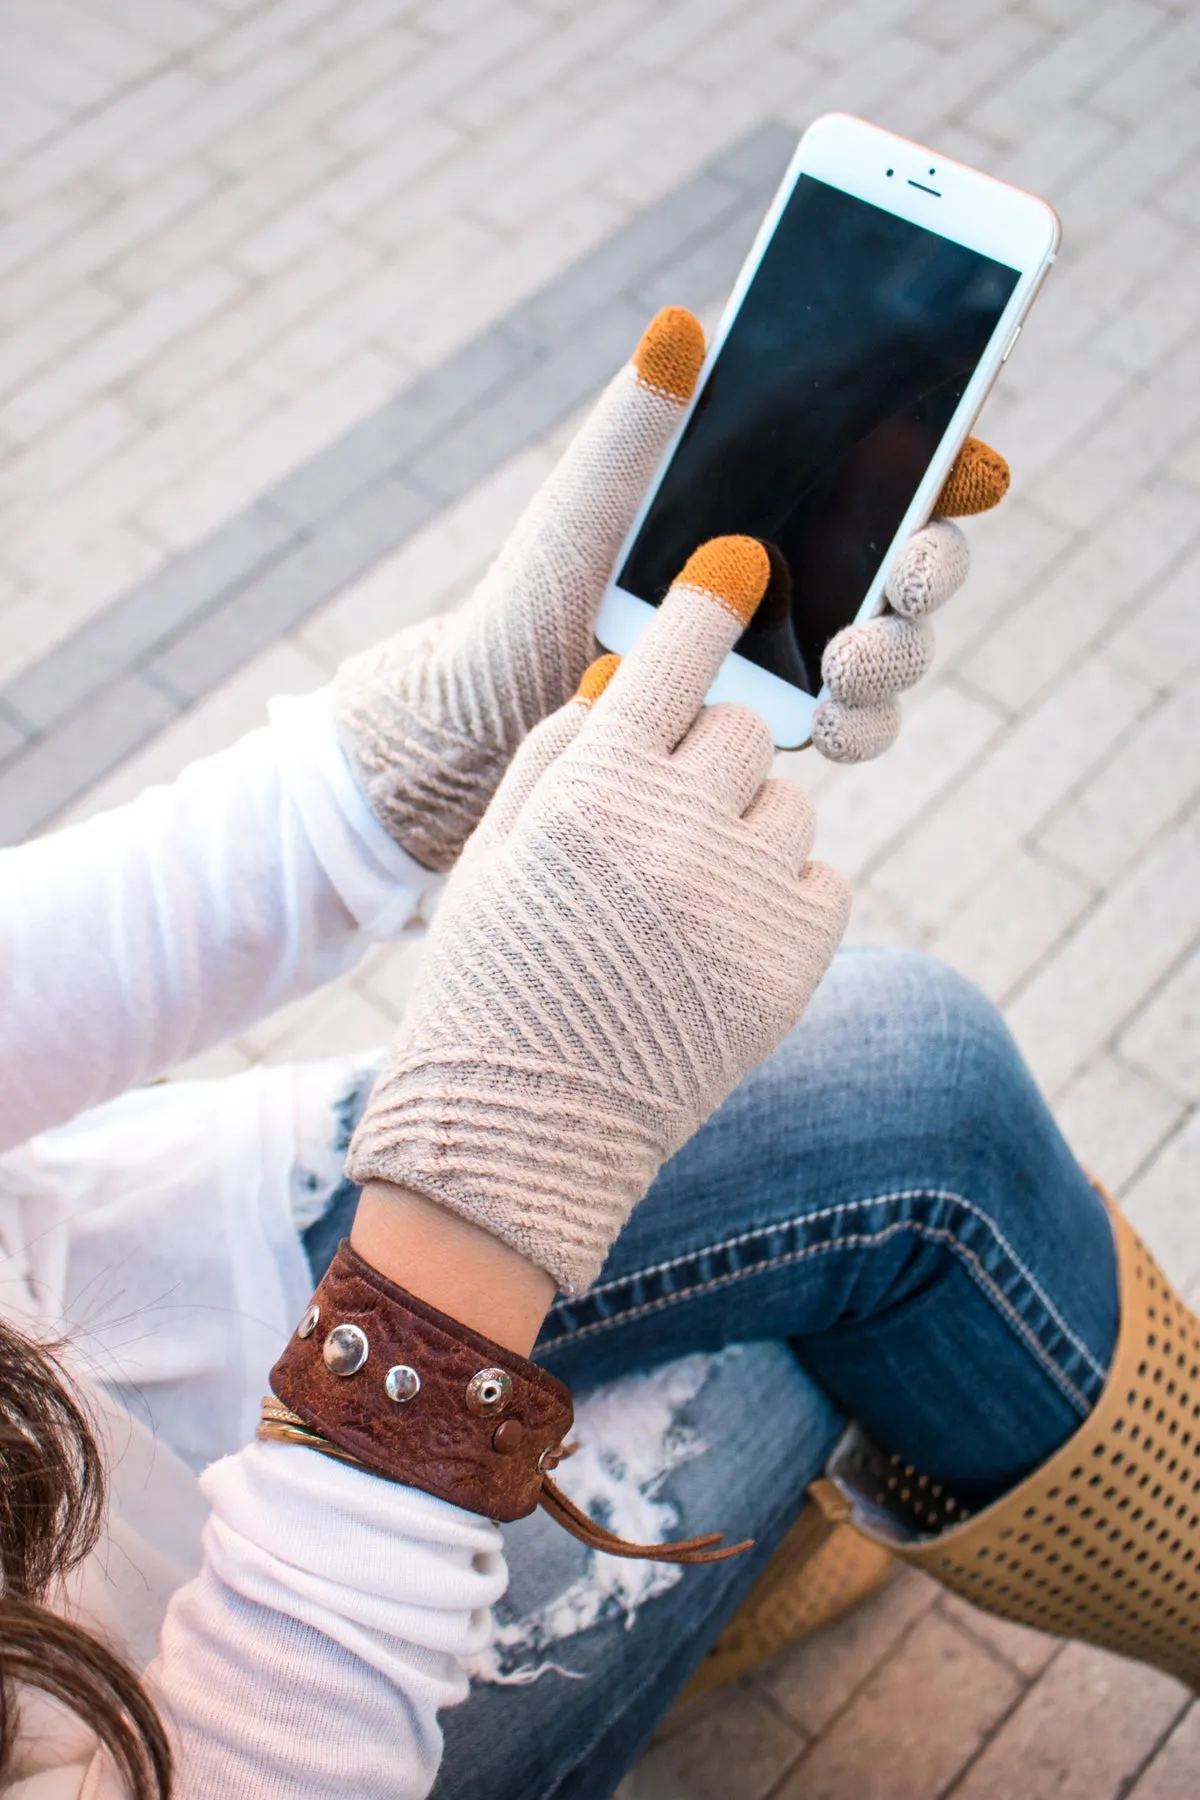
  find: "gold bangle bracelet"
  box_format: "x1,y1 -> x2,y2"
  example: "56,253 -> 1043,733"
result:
256,1397 -> 369,1472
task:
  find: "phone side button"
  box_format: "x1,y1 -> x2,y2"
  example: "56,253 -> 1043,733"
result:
1000,324 -> 1022,363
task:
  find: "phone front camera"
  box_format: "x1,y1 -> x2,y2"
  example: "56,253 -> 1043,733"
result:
886,167 -> 894,177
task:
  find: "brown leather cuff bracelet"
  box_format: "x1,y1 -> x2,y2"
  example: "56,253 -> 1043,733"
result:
265,1239 -> 750,1563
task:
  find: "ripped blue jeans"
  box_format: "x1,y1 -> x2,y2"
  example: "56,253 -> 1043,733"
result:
299,947 -> 1119,1800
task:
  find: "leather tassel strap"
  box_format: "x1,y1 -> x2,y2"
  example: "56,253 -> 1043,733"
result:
540,1473 -> 753,1564
266,1239 -> 752,1563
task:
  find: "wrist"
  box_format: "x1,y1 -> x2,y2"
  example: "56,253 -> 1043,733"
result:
349,1179 -> 556,1357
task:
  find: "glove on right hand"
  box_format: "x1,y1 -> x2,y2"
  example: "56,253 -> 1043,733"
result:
346,538 -> 850,1294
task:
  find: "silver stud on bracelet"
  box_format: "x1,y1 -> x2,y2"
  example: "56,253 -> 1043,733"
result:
466,1367 -> 513,1415
385,1364 -> 421,1404
323,1323 -> 369,1377
297,1304 -> 320,1339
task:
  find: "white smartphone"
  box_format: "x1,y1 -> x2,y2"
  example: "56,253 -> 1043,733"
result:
595,113 -> 1060,748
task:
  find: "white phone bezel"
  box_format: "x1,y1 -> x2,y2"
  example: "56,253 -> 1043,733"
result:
595,112 -> 1061,748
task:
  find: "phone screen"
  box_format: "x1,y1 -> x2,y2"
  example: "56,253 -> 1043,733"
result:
616,174 -> 1020,694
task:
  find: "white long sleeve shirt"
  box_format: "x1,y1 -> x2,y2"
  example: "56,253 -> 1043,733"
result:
0,693 -> 509,1799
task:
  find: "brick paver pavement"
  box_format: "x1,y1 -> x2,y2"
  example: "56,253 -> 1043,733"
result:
3,0 -> 1199,1793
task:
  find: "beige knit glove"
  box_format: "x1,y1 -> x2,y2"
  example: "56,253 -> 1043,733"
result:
345,537 -> 850,1293
810,439 -> 1010,762
335,306 -> 706,871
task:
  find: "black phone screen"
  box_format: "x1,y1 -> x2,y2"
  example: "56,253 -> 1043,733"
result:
617,175 -> 1020,694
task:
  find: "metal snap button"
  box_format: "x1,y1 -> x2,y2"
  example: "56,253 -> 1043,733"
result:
385,1364 -> 421,1404
465,1368 -> 512,1415
297,1303 -> 320,1339
492,1419 -> 524,1455
323,1323 -> 369,1377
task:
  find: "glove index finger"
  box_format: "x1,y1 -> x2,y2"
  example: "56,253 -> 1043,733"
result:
595,536 -> 770,751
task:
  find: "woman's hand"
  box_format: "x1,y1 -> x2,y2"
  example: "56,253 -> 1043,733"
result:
344,537 -> 850,1296
334,306 -> 706,872
810,438 -> 1010,761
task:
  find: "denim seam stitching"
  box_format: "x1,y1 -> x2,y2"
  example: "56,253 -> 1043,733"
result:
545,1217 -> 1095,1417
558,1186 -> 1107,1382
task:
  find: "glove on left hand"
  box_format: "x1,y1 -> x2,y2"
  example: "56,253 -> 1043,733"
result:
335,307 -> 705,871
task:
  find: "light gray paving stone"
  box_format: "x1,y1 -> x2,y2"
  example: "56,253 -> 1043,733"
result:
1004,804 -> 1200,1098
775,1609 -> 1022,1800
1103,535 -> 1200,689
758,1565 -> 940,1739
0,524 -> 166,673
1085,5 -> 1200,123
105,43 -> 323,186
1049,82 -> 1200,247
1092,237 -> 1200,375
1126,1702 -> 1200,1800
928,845 -> 1095,1004
269,324 -> 538,526
0,184 -> 92,283
1120,938 -> 1200,1104
4,0 -> 165,83
297,439 -> 557,666
1,20 -> 115,110
56,637 -> 330,829
0,264 -> 242,443
841,879 -> 929,951
0,80 -> 63,163
1034,347 -> 1200,534
506,167 -> 755,347
1054,1052 -> 1186,1194
0,281 -> 120,399
192,0 -> 336,76
811,681 -> 1004,883
250,980 -> 395,1066
933,1596 -> 1061,1683
630,196 -> 767,316
993,104 -> 1121,199
0,160 -> 220,328
934,497 -> 1076,672
987,347 -> 1133,486
872,651 -> 1155,935
68,0 -> 215,53
128,235 -> 380,414
138,347 -> 401,547
409,305 -> 645,502
2,501 -> 291,732
946,1641 -> 1189,1800
969,1 -> 1167,140
1034,686 -> 1200,889
0,66 -> 211,208
0,703 -> 29,765
1156,159 -> 1200,231
0,672 -> 177,844
233,964 -> 394,1066
146,474 -> 436,704
324,5 -> 542,153
615,1683 -> 806,1800
248,217 -> 492,390
0,394 -> 143,515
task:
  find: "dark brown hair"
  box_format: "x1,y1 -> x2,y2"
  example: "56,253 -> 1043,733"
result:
0,1316 -> 171,1798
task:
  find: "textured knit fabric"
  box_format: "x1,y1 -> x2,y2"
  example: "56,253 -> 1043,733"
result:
346,539 -> 850,1292
811,444 -> 1003,765
335,308 -> 705,872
